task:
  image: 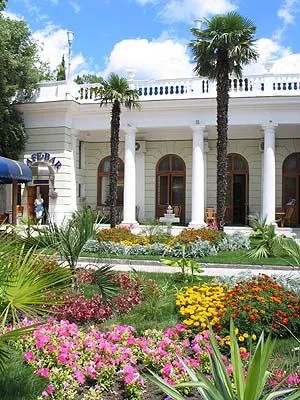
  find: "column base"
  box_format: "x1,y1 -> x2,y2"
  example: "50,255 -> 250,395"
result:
188,221 -> 207,228
120,220 -> 139,229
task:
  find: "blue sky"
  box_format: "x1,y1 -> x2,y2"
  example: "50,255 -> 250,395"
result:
4,0 -> 300,79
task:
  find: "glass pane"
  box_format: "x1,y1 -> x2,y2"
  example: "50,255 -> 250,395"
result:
284,177 -> 297,206
159,157 -> 170,172
172,176 -> 185,205
117,177 -> 124,206
235,156 -> 247,171
172,156 -> 184,171
100,159 -> 110,173
159,176 -> 168,204
225,175 -> 232,205
284,155 -> 297,172
101,176 -> 110,204
117,160 -> 124,173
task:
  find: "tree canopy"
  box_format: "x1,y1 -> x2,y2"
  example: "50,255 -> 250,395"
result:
74,74 -> 102,84
56,55 -> 66,81
0,10 -> 42,159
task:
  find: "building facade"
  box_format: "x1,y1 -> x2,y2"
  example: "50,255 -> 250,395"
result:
15,73 -> 300,226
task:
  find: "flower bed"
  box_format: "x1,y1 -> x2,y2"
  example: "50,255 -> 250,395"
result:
20,320 -> 300,400
176,275 -> 300,338
51,271 -> 160,324
20,321 -> 232,399
219,274 -> 300,337
85,230 -> 249,258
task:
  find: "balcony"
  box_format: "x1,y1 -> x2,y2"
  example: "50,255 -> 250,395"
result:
31,73 -> 300,104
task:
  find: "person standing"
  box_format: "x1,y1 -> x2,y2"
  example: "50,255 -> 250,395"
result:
34,193 -> 44,224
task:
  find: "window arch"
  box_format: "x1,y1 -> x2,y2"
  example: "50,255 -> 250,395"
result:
225,153 -> 249,225
97,156 -> 124,206
156,154 -> 186,223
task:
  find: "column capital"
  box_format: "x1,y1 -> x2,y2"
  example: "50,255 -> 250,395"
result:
190,124 -> 206,133
123,125 -> 137,136
261,121 -> 278,133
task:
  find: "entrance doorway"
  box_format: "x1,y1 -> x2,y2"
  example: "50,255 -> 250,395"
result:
27,185 -> 49,223
156,154 -> 186,224
225,153 -> 249,225
282,153 -> 300,225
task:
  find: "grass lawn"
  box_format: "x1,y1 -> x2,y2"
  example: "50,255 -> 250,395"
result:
81,249 -> 295,266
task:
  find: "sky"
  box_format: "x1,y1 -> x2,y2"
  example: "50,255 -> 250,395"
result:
3,0 -> 300,80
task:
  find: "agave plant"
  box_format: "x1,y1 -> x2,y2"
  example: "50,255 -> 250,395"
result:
247,215 -> 279,258
276,236 -> 300,267
148,320 -> 300,400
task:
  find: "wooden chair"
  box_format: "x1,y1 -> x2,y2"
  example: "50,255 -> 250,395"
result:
205,207 -> 217,225
173,205 -> 182,218
281,206 -> 296,227
0,214 -> 8,224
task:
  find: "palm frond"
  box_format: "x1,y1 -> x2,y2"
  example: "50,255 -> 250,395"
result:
91,264 -> 118,301
190,12 -> 258,79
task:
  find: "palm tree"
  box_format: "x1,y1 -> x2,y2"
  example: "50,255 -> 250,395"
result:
190,12 -> 258,227
96,73 -> 140,227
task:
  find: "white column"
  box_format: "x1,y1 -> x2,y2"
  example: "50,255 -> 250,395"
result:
262,122 -> 277,224
189,124 -> 206,227
135,141 -> 146,222
122,126 -> 138,226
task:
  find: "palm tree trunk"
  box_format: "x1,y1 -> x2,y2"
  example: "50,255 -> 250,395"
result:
216,52 -> 230,229
109,100 -> 121,228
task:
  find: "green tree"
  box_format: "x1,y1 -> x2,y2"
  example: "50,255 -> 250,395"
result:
0,12 -> 41,159
190,13 -> 258,227
95,73 -> 140,227
0,0 -> 7,11
56,54 -> 66,81
74,73 -> 102,84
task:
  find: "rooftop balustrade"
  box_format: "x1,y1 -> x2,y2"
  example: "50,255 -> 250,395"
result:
31,73 -> 300,103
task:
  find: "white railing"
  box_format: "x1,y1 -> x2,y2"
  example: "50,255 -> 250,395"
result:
32,73 -> 300,103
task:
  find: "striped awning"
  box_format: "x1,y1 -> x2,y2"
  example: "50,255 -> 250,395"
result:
0,156 -> 32,183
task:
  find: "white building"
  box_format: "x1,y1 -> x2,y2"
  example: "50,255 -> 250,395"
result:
14,72 -> 300,227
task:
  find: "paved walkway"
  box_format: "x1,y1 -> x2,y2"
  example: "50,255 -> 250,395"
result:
77,257 -> 300,277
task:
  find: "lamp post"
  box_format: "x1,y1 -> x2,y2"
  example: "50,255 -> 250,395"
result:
67,31 -> 74,82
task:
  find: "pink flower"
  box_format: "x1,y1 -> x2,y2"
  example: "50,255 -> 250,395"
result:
74,370 -> 85,384
24,351 -> 35,362
35,368 -> 50,379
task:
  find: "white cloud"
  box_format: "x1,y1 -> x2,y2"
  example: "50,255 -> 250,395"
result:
277,0 -> 300,25
101,38 -> 194,79
23,0 -> 48,22
69,0 -> 80,14
2,10 -> 22,20
159,0 -> 237,24
32,24 -> 87,76
274,0 -> 300,40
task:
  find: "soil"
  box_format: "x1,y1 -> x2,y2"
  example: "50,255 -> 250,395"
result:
77,377 -> 202,400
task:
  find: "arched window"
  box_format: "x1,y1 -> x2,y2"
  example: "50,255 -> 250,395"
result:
225,153 -> 249,225
97,156 -> 124,206
156,154 -> 186,223
282,153 -> 300,224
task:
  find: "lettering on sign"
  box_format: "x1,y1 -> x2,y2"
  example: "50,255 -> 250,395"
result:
26,152 -> 62,170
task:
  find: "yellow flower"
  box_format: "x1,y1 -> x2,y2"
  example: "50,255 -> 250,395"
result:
238,336 -> 245,342
234,328 -> 239,335
252,334 -> 257,341
243,333 -> 249,339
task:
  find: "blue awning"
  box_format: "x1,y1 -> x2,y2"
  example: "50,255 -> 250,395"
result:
0,156 -> 32,183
